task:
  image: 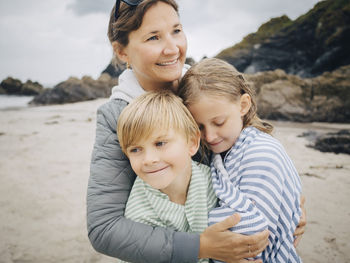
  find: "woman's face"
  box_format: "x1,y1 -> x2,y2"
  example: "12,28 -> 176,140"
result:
118,1 -> 187,91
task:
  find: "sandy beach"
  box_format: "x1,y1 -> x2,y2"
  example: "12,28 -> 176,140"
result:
0,99 -> 349,263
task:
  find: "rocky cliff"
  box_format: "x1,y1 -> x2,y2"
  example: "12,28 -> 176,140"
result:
246,65 -> 350,122
216,0 -> 350,77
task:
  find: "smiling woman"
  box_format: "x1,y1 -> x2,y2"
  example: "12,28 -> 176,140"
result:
111,1 -> 187,91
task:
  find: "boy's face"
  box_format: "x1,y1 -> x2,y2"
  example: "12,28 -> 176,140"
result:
126,129 -> 198,193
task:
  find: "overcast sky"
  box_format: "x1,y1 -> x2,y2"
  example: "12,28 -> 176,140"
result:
0,0 -> 321,87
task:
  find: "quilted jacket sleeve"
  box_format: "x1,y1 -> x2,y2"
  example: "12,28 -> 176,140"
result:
87,99 -> 199,263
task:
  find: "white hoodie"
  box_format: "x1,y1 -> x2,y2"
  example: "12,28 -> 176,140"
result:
109,65 -> 190,103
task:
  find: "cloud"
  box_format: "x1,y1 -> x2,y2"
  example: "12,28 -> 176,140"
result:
0,0 -> 321,85
176,0 -> 321,60
67,0 -> 115,16
0,0 -> 112,85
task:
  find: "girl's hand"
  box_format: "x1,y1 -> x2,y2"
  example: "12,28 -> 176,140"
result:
294,195 -> 307,247
199,214 -> 269,263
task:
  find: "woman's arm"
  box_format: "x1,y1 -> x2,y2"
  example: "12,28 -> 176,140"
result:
87,100 -> 199,263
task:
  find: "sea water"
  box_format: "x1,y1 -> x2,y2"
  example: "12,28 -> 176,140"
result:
0,95 -> 34,110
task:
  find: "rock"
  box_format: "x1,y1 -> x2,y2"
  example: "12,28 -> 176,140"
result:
21,80 -> 44,95
185,57 -> 196,66
312,130 -> 350,154
101,56 -> 125,78
0,77 -> 44,95
257,80 -> 306,121
30,74 -> 117,105
1,77 -> 22,94
245,65 -> 350,123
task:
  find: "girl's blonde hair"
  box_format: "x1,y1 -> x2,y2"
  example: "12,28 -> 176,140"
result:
117,90 -> 199,154
177,58 -> 273,134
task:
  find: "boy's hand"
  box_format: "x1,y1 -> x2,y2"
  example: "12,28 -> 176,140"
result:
294,195 -> 306,247
199,214 -> 269,262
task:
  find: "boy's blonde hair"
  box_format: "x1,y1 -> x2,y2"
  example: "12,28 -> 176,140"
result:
117,90 -> 200,154
177,58 -> 273,134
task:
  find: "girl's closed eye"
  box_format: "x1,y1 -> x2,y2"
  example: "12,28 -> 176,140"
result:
214,118 -> 226,126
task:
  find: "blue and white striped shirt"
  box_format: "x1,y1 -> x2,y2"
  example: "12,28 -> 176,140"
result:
208,127 -> 302,263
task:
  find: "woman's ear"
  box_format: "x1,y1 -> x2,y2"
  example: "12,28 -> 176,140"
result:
112,41 -> 128,64
240,94 -> 252,117
188,131 -> 200,157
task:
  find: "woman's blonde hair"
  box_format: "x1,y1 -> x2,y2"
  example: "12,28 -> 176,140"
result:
177,58 -> 273,134
117,90 -> 199,154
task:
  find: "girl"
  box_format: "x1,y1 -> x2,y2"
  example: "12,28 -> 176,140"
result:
178,58 -> 303,262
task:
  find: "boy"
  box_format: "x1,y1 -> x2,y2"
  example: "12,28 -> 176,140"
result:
117,91 -> 217,263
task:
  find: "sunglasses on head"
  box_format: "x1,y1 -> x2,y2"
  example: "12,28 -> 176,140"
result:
114,0 -> 143,20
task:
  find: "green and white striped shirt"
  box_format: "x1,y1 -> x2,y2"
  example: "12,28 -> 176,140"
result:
121,161 -> 217,263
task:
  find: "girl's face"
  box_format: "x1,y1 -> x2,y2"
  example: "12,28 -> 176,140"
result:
117,1 -> 187,91
188,94 -> 251,154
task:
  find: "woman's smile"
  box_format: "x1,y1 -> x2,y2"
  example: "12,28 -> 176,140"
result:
156,58 -> 179,66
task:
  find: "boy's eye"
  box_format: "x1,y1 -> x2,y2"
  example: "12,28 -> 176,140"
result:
174,28 -> 181,34
129,147 -> 141,154
155,141 -> 167,147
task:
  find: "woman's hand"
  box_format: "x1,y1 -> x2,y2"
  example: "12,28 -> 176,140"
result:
294,195 -> 307,247
199,214 -> 269,263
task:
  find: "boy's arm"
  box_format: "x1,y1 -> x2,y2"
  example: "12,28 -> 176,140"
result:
294,195 -> 306,247
86,100 -> 199,263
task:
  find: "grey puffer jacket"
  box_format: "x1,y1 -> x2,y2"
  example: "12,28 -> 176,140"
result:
87,68 -> 199,263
